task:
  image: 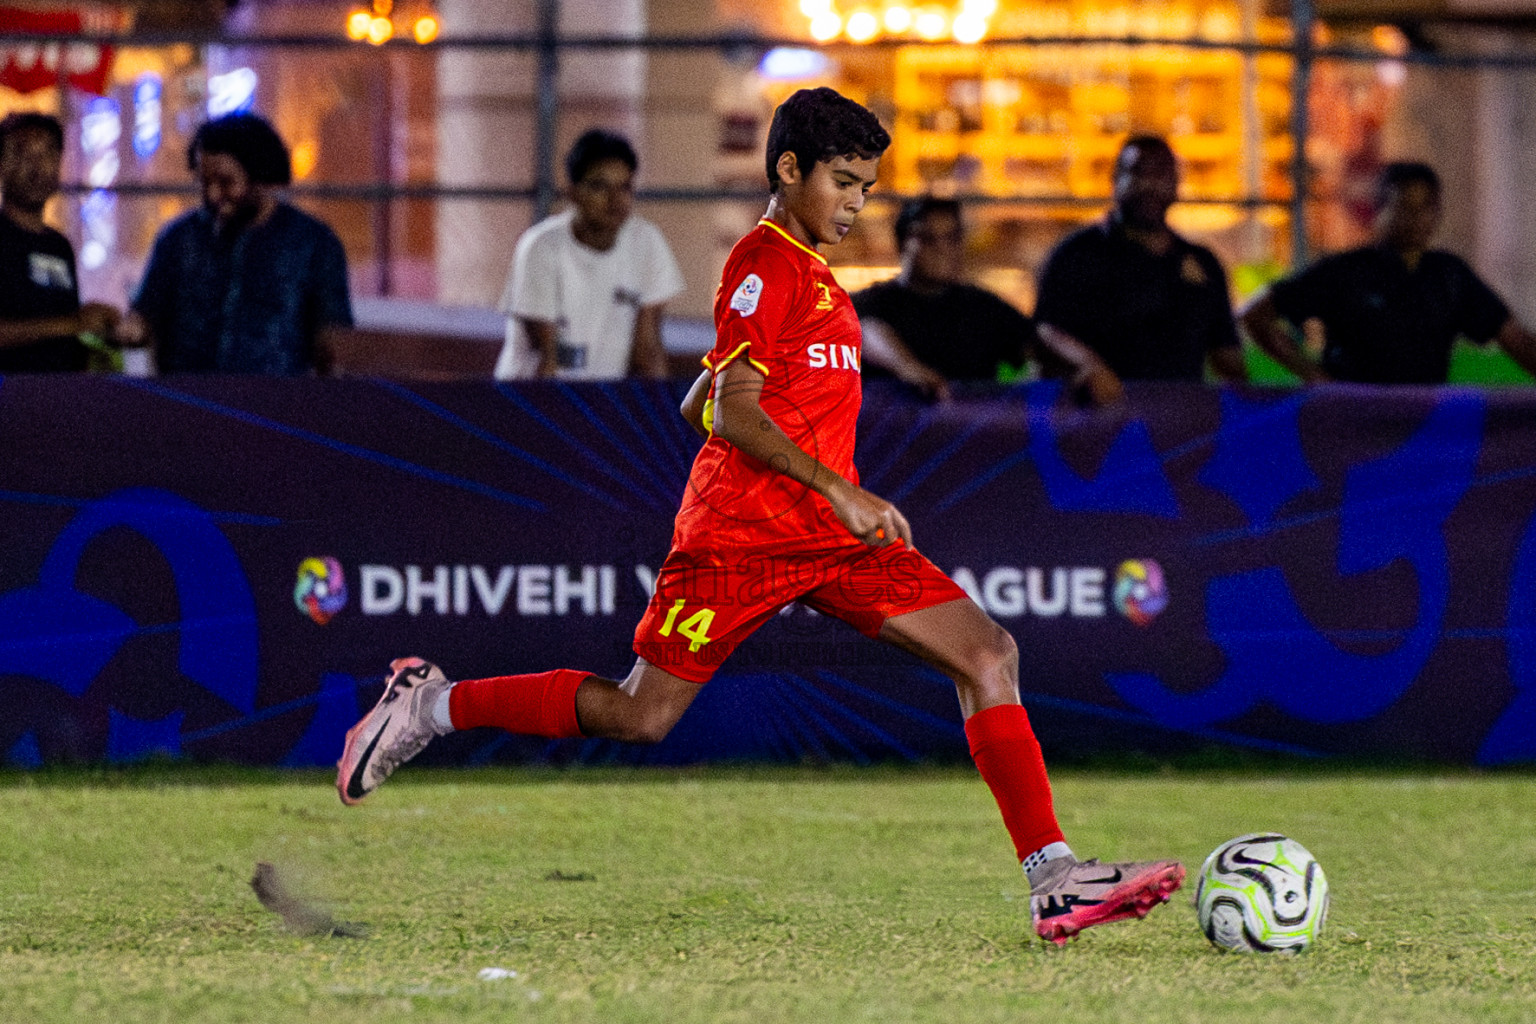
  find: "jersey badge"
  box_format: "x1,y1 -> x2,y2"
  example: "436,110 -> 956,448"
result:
729,273 -> 763,316
814,282 -> 834,311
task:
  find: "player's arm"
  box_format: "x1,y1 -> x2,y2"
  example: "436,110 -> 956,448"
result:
1035,322 -> 1124,406
711,358 -> 911,547
859,317 -> 951,401
1237,292 -> 1331,384
679,367 -> 712,438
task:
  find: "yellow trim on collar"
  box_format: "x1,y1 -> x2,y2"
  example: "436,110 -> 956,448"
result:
758,219 -> 828,265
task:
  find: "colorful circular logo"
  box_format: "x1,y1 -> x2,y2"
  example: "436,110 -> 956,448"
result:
295,556 -> 347,625
1113,559 -> 1167,627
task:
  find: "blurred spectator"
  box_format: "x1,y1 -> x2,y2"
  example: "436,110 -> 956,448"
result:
1033,136 -> 1247,405
0,112 -> 119,371
494,129 -> 683,380
116,113 -> 353,374
1239,161 -> 1536,383
852,197 -> 1035,400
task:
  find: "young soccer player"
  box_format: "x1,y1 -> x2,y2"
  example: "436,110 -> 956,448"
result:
337,87 -> 1184,945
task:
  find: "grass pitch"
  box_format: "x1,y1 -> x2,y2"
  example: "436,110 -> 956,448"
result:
2,763 -> 1535,1024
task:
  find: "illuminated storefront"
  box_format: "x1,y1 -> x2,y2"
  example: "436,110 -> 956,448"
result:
722,0 -> 1412,311
0,1 -> 440,307
0,0 -> 1526,358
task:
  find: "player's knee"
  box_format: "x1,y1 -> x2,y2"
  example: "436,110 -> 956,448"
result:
975,622 -> 1018,675
619,706 -> 677,745
960,623 -> 1018,700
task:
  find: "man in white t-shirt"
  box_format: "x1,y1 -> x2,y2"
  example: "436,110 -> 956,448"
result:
495,129 -> 685,380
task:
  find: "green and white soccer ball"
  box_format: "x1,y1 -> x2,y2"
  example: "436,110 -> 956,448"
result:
1195,833 -> 1329,953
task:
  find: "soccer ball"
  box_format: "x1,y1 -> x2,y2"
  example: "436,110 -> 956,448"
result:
1195,833 -> 1329,953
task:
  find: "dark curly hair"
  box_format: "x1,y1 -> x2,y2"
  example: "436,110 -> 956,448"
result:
565,129 -> 638,185
1376,161 -> 1440,209
0,112 -> 63,157
765,87 -> 890,191
894,196 -> 962,248
188,112 -> 292,186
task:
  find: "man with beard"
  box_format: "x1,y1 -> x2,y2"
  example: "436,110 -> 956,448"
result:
116,112 -> 353,373
0,112 -> 120,371
1032,135 -> 1247,405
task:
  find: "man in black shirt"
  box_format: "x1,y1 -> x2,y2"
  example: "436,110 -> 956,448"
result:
0,113 -> 118,371
1239,161 -> 1536,384
852,197 -> 1035,399
1033,136 -> 1247,405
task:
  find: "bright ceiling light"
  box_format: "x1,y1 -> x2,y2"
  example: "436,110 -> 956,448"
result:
346,9 -> 372,39
846,10 -> 879,41
883,5 -> 913,32
914,8 -> 947,40
809,11 -> 843,41
952,11 -> 987,43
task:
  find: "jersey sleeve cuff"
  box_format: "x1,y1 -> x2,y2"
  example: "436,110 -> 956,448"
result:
705,341 -> 770,377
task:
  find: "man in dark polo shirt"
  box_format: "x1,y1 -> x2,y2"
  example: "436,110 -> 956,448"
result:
1033,135 -> 1247,405
852,197 -> 1035,398
0,112 -> 119,371
1239,161 -> 1536,384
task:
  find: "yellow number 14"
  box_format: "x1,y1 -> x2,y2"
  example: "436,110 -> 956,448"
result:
658,598 -> 716,653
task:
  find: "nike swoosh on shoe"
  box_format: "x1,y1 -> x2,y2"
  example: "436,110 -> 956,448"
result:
345,717 -> 390,801
1080,868 -> 1123,886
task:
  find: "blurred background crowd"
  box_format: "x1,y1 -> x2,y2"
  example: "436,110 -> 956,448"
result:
4,0 -> 1536,388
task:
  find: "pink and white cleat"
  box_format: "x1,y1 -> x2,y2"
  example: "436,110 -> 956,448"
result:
336,657 -> 451,806
1029,857 -> 1186,946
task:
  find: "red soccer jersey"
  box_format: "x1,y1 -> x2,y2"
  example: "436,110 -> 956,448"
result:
674,219 -> 864,548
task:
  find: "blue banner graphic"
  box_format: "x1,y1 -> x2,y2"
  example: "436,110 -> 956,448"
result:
2,376 -> 1533,767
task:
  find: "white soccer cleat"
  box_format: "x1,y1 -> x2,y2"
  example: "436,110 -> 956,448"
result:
1030,856 -> 1186,946
336,657 -> 451,805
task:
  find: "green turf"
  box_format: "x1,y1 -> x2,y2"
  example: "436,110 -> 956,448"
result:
3,764 -> 1535,1023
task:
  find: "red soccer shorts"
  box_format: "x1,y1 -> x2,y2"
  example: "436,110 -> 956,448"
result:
632,536 -> 969,683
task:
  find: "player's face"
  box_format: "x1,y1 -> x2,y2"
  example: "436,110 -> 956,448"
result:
779,153 -> 879,248
197,150 -> 261,226
1113,144 -> 1179,230
570,158 -> 634,241
1377,180 -> 1441,252
0,127 -> 62,214
904,210 -> 965,286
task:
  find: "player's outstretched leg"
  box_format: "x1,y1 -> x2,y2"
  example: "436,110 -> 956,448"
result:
337,657 -> 700,805
879,596 -> 1183,945
336,657 -> 452,805
1028,857 -> 1186,947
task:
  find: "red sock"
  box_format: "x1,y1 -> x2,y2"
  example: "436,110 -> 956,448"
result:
448,669 -> 588,738
965,703 -> 1067,862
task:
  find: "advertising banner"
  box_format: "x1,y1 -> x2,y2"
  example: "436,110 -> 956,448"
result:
3,376 -> 1533,768
0,6 -> 115,95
